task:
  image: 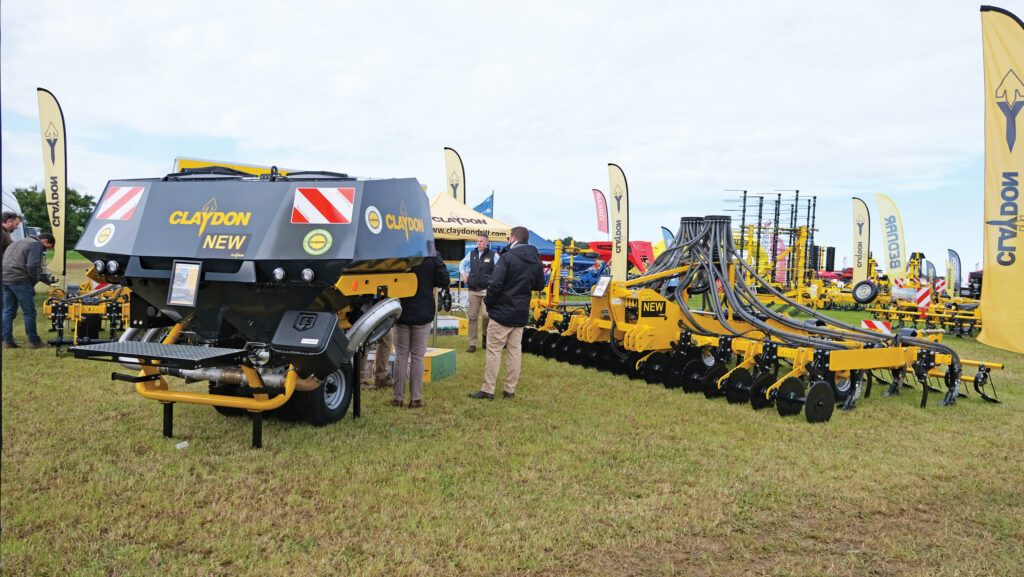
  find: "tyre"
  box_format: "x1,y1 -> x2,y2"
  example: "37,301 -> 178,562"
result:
209,382 -> 247,417
852,280 -> 878,304
296,367 -> 352,427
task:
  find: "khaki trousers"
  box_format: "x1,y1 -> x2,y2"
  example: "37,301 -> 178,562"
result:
393,322 -> 431,403
374,328 -> 394,382
356,328 -> 394,386
467,289 -> 489,347
481,322 -> 524,395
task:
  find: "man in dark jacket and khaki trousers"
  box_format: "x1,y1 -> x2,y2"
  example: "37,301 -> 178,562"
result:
469,226 -> 545,400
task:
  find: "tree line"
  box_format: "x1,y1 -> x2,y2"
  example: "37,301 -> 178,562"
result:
9,186 -> 96,248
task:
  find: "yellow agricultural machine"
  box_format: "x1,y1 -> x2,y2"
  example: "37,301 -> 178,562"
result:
860,254 -> 983,337
524,216 -> 1003,420
44,281 -> 131,348
68,167 -> 435,447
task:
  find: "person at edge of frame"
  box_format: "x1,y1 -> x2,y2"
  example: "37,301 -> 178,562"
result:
1,211 -> 23,261
2,231 -> 55,349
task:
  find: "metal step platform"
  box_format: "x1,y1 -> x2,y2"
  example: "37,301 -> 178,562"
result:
69,341 -> 246,370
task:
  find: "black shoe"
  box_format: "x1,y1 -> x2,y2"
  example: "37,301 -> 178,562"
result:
466,346 -> 476,353
27,341 -> 48,349
468,391 -> 494,400
503,392 -> 515,399
2,341 -> 18,350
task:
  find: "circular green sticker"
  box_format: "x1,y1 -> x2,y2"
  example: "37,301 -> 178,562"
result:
303,229 -> 333,256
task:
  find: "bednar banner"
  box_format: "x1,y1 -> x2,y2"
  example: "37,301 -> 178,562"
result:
592,189 -> 609,234
444,147 -> 466,204
608,164 -> 629,282
874,194 -> 907,283
852,197 -> 870,283
980,6 -> 1024,353
37,88 -> 66,278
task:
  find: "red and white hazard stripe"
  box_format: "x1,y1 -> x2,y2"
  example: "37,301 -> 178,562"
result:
892,278 -> 905,288
861,320 -> 891,334
96,186 -> 145,220
290,187 -> 355,224
934,278 -> 947,295
916,286 -> 931,311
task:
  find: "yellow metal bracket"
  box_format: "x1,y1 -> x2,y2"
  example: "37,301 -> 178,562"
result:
336,272 -> 417,298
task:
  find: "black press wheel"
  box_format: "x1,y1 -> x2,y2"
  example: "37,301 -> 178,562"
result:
749,373 -> 775,410
702,364 -> 728,398
680,359 -> 708,393
805,380 -> 836,423
540,333 -> 561,358
724,367 -> 753,404
582,342 -> 603,369
852,281 -> 879,304
296,367 -> 352,427
555,336 -> 577,363
775,377 -> 805,417
642,352 -> 669,384
625,352 -> 646,380
522,327 -> 536,347
568,340 -> 589,366
661,355 -> 686,389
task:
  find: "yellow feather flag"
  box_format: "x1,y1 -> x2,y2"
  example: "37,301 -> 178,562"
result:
874,194 -> 907,283
852,197 -> 871,284
608,164 -> 630,282
980,6 -> 1024,353
37,88 -> 66,278
444,147 -> 466,204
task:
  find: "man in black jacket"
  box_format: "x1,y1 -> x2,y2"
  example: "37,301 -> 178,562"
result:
459,233 -> 497,353
469,226 -> 545,400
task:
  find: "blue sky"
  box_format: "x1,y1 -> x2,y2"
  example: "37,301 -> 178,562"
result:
3,0 -> 1017,274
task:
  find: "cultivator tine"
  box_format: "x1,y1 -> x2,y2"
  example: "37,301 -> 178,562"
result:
972,366 -> 1000,404
934,364 -> 963,407
883,368 -> 905,397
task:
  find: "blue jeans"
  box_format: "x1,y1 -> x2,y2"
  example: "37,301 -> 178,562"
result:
3,282 -> 41,344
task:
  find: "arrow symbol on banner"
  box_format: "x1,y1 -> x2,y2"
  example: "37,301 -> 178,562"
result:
996,70 -> 1024,151
44,122 -> 59,164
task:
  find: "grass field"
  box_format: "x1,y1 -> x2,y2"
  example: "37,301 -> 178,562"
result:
2,269 -> 1022,576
